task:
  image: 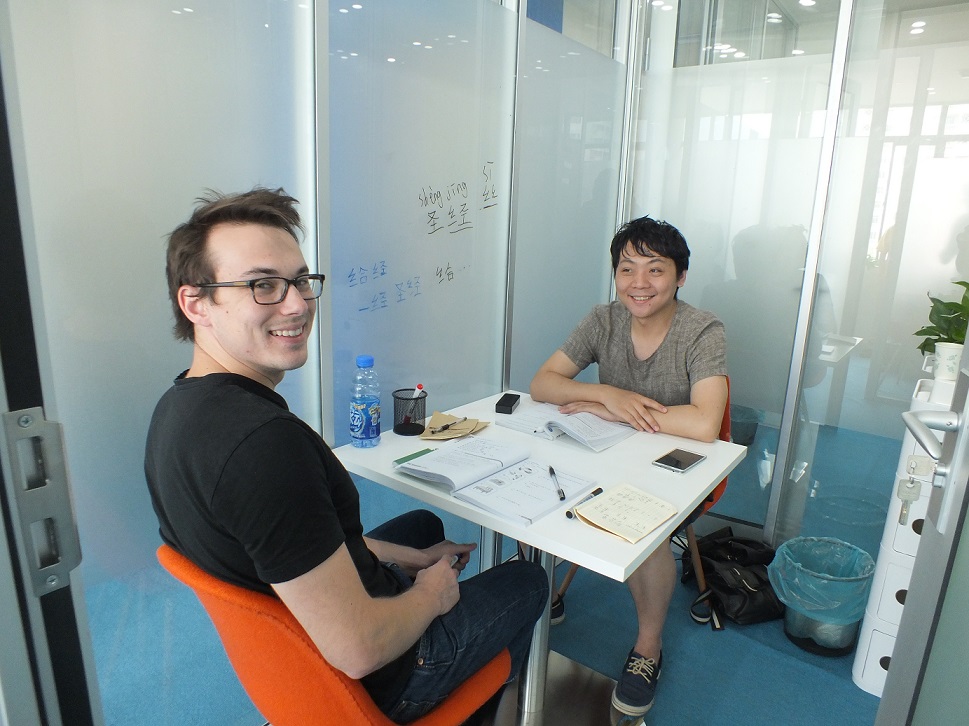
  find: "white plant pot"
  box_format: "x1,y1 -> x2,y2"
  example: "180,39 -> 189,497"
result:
933,342 -> 964,381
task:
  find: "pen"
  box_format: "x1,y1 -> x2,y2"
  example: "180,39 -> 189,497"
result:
431,416 -> 467,434
565,487 -> 604,518
404,384 -> 424,424
548,466 -> 565,501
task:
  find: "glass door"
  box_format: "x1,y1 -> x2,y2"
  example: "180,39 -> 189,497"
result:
774,0 -> 969,554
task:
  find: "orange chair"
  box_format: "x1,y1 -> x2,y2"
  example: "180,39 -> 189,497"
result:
157,544 -> 511,726
554,378 -> 732,611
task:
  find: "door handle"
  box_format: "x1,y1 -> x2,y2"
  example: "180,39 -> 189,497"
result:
2,408 -> 82,596
901,409 -> 959,462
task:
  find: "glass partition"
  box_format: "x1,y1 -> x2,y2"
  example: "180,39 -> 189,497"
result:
507,12 -> 626,391
778,0 -> 969,554
629,0 -> 838,528
1,1 -> 315,722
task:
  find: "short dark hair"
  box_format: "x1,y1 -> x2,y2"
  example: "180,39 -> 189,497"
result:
165,187 -> 303,341
609,215 -> 690,278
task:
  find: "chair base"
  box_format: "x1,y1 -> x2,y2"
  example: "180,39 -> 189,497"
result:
487,651 -> 619,725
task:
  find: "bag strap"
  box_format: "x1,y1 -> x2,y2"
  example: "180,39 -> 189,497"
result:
689,587 -> 726,631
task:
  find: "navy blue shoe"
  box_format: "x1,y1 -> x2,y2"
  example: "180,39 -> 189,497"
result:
611,650 -> 662,717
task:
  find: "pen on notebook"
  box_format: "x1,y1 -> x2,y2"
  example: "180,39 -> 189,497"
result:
548,466 -> 565,501
565,487 -> 604,519
431,416 -> 467,434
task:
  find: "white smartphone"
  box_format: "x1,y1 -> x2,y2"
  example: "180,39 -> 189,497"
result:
652,448 -> 706,474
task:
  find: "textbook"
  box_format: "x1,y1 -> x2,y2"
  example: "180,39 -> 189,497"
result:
572,484 -> 677,544
495,401 -> 635,452
393,436 -> 593,524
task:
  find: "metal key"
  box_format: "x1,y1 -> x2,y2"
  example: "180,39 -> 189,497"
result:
897,476 -> 922,525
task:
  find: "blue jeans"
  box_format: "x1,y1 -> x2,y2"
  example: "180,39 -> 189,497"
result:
366,511 -> 549,724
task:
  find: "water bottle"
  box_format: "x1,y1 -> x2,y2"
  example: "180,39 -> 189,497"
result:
350,354 -> 381,448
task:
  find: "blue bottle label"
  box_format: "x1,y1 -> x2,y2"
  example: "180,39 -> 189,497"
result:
350,396 -> 381,440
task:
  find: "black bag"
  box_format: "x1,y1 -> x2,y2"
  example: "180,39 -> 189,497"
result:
681,527 -> 785,630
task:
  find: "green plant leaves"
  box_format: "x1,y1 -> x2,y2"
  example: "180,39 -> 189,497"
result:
915,281 -> 969,354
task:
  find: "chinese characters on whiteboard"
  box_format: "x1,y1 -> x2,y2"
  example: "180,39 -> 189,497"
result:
345,162 -> 500,314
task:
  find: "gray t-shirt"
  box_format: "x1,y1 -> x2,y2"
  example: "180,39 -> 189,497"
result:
561,300 -> 727,406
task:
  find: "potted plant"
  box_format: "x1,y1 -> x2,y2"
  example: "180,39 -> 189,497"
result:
915,281 -> 969,380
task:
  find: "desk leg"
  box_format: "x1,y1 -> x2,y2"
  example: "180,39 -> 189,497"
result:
518,548 -> 554,716
479,527 -> 502,572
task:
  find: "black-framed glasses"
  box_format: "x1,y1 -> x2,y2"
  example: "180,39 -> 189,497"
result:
195,273 -> 326,305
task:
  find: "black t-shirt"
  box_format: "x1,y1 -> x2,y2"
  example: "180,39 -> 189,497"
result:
144,372 -> 415,703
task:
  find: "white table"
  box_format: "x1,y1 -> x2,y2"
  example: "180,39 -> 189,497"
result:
335,392 -> 746,722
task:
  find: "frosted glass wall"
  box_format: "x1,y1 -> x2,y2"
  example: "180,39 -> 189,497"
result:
507,18 -> 624,391
1,1 -> 315,722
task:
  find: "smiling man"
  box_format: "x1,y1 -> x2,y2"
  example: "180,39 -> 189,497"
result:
145,188 -> 547,723
530,215 -> 727,719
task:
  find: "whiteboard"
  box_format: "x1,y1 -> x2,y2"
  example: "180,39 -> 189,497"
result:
328,1 -> 517,444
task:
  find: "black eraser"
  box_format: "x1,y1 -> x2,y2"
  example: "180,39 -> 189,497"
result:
495,393 -> 520,414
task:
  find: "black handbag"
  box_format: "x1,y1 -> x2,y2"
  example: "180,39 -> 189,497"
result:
681,527 -> 785,630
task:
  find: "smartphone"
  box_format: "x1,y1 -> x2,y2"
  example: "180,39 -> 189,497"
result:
652,448 -> 706,474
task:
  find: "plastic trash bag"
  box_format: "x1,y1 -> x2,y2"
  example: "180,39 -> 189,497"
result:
767,537 -> 875,625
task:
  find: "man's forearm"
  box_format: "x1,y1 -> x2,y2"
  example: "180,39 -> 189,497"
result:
531,370 -> 602,405
364,537 -> 430,572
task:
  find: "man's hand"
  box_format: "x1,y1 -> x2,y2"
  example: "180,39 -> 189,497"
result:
364,538 -> 476,577
420,540 -> 476,574
412,556 -> 461,616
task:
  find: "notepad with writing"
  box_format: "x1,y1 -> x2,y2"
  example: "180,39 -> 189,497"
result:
573,484 -> 677,543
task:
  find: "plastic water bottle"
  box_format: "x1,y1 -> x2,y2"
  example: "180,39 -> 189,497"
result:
350,355 -> 381,448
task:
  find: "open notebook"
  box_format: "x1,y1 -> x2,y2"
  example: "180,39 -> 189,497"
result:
495,401 -> 635,452
393,436 -> 594,524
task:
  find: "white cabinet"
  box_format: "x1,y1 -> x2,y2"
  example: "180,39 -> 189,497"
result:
851,378 -> 953,697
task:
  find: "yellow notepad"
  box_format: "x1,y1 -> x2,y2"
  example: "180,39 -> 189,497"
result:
574,484 -> 678,544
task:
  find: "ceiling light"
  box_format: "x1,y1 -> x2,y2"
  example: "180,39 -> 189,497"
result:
799,0 -> 816,6
911,21 -> 926,28
767,12 -> 782,19
792,49 -> 805,55
767,17 -> 782,24
735,51 -> 747,58
910,28 -> 924,35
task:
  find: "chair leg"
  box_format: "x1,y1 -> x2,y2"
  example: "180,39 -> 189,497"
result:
556,562 -> 580,599
685,524 -> 707,595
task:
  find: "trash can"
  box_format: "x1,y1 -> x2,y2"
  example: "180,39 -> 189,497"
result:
767,537 -> 875,657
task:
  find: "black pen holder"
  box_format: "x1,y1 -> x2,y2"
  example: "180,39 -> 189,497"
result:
392,388 -> 427,435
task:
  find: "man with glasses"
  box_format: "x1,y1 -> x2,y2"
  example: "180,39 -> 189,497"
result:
145,187 -> 547,723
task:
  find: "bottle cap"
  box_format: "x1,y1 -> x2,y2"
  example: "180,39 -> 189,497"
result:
355,354 -> 375,368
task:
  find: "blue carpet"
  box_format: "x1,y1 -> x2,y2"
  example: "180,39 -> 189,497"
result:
548,557 -> 881,726
86,547 -> 880,725
85,568 -> 261,726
